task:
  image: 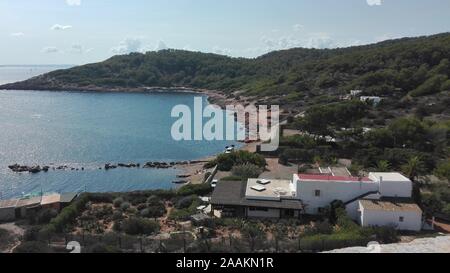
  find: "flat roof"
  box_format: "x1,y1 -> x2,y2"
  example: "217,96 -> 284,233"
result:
212,180 -> 303,210
16,196 -> 42,207
298,174 -> 372,183
41,194 -> 61,205
0,199 -> 19,209
360,198 -> 422,213
246,179 -> 295,200
369,172 -> 411,182
60,193 -> 78,203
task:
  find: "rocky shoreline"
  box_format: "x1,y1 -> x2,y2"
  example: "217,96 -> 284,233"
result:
7,160 -> 209,174
0,81 -> 232,109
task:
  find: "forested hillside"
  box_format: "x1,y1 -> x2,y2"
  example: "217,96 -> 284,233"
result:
1,33 -> 449,110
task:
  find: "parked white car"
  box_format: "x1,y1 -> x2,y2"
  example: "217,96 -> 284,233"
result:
211,179 -> 219,188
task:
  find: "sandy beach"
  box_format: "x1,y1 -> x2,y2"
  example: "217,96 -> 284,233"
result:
175,140 -> 261,185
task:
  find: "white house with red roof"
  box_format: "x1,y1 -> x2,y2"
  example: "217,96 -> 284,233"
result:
293,172 -> 422,231
211,172 -> 423,231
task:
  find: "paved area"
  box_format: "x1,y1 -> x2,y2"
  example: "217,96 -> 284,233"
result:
260,158 -> 298,180
324,236 -> 450,253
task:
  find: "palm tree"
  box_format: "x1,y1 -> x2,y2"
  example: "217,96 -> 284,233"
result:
402,156 -> 425,204
402,156 -> 424,182
376,160 -> 391,172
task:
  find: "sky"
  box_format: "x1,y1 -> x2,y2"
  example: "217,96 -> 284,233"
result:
1,0 -> 449,65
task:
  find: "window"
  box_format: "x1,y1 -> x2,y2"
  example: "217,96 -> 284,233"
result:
315,190 -> 321,197
399,216 -> 404,222
284,210 -> 295,217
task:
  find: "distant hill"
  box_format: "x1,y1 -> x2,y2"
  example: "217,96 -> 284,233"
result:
1,33 -> 449,111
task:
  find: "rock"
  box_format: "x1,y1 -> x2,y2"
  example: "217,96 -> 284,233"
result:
105,163 -> 117,170
29,166 -> 42,174
118,163 -> 139,168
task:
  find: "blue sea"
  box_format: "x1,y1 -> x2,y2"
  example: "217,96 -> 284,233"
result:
0,66 -> 239,199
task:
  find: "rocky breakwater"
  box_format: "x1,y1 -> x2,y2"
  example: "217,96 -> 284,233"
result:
8,160 -> 198,174
104,163 -> 140,170
8,164 -> 50,174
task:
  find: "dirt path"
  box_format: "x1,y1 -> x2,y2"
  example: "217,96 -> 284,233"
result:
0,223 -> 25,253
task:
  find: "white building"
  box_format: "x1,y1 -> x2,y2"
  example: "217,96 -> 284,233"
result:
350,90 -> 363,96
360,96 -> 382,105
359,199 -> 423,231
294,172 -> 418,224
212,172 -> 423,231
293,174 -> 380,218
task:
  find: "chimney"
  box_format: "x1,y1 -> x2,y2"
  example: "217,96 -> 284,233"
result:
379,176 -> 383,196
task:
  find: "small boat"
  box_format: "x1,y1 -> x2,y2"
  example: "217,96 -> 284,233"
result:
177,174 -> 191,178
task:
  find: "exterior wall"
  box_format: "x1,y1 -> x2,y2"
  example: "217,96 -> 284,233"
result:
359,204 -> 422,231
346,193 -> 380,221
246,208 -> 280,218
379,180 -> 412,198
296,178 -> 379,215
0,208 -> 16,222
212,205 -> 246,218
369,173 -> 412,198
42,203 -> 61,212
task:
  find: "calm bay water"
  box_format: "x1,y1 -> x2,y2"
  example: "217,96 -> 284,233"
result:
0,67 -> 239,199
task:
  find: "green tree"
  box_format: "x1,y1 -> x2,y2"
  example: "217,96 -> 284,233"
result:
231,164 -> 264,180
434,160 -> 450,181
376,160 -> 391,172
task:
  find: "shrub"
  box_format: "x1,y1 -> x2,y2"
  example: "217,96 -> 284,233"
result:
177,183 -> 212,197
372,226 -> 399,244
214,151 -> 266,171
23,226 -> 42,242
121,217 -> 160,236
46,194 -> 90,233
231,164 -> 264,180
112,211 -> 124,221
37,209 -> 58,224
113,197 -> 124,208
87,243 -> 122,253
442,204 -> 450,218
14,241 -> 53,253
147,195 -> 162,205
434,160 -> 450,181
176,195 -> 197,209
220,176 -> 245,181
120,202 -> 131,212
141,204 -> 166,219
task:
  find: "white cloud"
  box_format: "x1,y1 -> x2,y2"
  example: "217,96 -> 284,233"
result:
304,33 -> 337,49
155,40 -> 168,51
367,0 -> 383,6
51,24 -> 73,31
293,24 -> 305,32
111,38 -> 145,54
42,47 -> 59,54
66,0 -> 81,6
212,46 -> 231,56
10,32 -> 25,37
69,44 -> 93,54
